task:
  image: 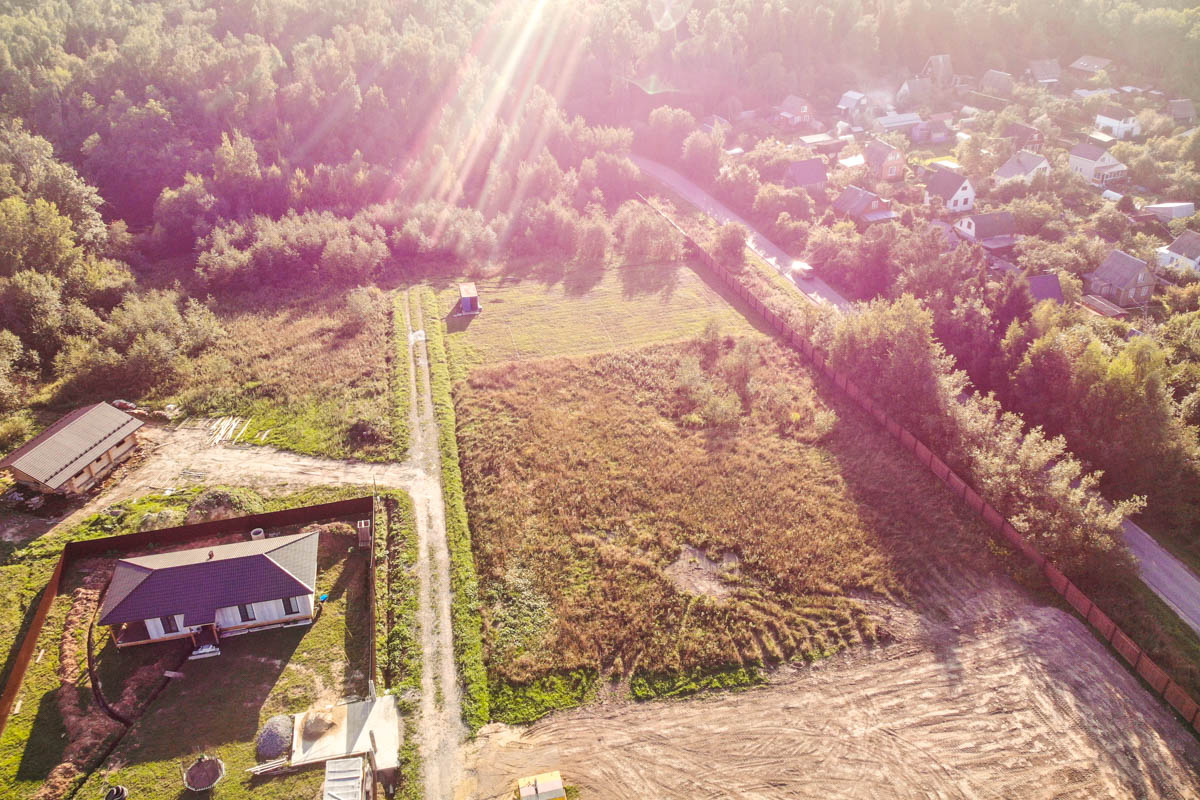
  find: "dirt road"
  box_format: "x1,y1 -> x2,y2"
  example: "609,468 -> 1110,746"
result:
462,581 -> 1200,800
404,292 -> 466,799
632,154 -> 851,310
1123,518 -> 1200,637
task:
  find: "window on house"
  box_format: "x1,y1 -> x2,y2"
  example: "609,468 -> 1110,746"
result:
238,604 -> 255,622
160,615 -> 179,634
283,596 -> 299,615
888,166 -> 896,177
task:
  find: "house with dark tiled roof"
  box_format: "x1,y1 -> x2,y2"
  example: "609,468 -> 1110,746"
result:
1028,59 -> 1061,87
863,137 -> 905,182
954,211 -> 1016,252
99,531 -> 319,651
1096,104 -> 1140,140
1002,121 -> 1044,152
1028,273 -> 1064,304
776,94 -> 813,126
896,76 -> 934,109
836,90 -> 869,121
925,168 -> 975,212
993,150 -> 1050,184
783,157 -> 827,191
1086,250 -> 1156,307
1069,142 -> 1126,185
832,185 -> 896,226
1168,99 -> 1196,126
980,70 -> 1014,96
1158,230 -> 1200,273
0,403 -> 143,495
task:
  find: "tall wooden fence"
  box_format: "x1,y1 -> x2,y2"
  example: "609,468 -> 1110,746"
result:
0,496 -> 377,739
649,200 -> 1200,734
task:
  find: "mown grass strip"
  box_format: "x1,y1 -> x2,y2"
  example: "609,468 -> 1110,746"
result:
419,287 -> 489,731
630,664 -> 765,701
391,292 -> 412,458
409,288 -> 427,403
378,492 -> 421,693
489,670 -> 599,724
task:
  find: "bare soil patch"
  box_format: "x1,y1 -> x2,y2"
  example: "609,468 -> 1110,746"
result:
462,582 -> 1200,800
664,545 -> 741,601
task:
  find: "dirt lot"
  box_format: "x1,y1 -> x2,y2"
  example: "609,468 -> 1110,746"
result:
461,577 -> 1200,800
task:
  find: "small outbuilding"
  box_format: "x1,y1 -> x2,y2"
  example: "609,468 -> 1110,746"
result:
518,771 -> 567,800
0,402 -> 143,495
458,283 -> 480,315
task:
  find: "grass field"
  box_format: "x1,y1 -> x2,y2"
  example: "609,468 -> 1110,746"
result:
169,287 -> 401,461
432,257 -> 766,376
454,336 -> 997,718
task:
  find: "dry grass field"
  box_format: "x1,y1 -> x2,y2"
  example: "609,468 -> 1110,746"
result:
454,334 -> 1000,718
432,257 -> 765,375
169,288 -> 397,460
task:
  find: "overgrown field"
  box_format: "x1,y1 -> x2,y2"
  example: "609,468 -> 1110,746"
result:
434,257 -> 765,376
455,335 -> 997,719
169,287 -> 402,461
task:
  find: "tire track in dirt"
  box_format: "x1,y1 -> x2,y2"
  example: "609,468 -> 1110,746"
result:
462,581 -> 1200,800
404,291 -> 467,799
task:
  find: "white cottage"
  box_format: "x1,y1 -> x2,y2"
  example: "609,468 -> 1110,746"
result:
925,168 -> 975,212
1069,142 -> 1127,186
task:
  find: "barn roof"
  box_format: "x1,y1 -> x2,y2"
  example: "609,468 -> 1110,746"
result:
1029,59 -> 1061,83
0,403 -> 143,490
863,138 -> 899,173
965,211 -> 1015,240
784,157 -> 827,188
994,150 -> 1048,181
459,282 -> 478,298
1028,273 -> 1064,304
1070,141 -> 1109,162
1070,55 -> 1112,73
1098,104 -> 1134,120
98,531 -> 319,627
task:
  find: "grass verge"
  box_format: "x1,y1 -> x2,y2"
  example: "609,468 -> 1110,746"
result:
489,670 -> 598,724
419,287 -> 489,732
377,491 -> 421,694
630,663 -> 764,701
391,292 -> 412,457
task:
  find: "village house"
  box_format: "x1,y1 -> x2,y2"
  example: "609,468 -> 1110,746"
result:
1095,104 -> 1141,140
863,137 -> 905,182
836,90 -> 870,121
1002,121 -> 1044,152
1086,249 -> 1156,307
911,117 -> 951,145
1158,230 -> 1200,273
832,185 -> 897,226
1068,142 -> 1127,186
980,69 -> 1014,96
783,157 -> 827,191
1028,273 -> 1065,304
954,211 -> 1017,253
99,530 -> 320,651
1028,58 -> 1062,88
993,150 -> 1050,184
799,132 -> 846,156
0,402 -> 143,495
776,94 -> 813,126
896,76 -> 933,109
1069,54 -> 1113,78
1168,99 -> 1196,126
922,54 -> 955,89
925,168 -> 975,212
926,220 -> 960,252
1080,293 -> 1129,318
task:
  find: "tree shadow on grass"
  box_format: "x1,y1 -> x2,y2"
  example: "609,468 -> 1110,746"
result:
619,260 -> 682,300
561,259 -> 607,297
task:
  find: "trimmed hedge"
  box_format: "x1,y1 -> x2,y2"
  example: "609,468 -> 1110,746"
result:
419,287 -> 489,731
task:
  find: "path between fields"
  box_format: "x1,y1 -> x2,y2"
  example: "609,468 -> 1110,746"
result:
633,154 -> 1200,640
404,291 -> 467,800
462,581 -> 1200,800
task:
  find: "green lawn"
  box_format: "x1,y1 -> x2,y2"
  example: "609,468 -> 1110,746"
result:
432,257 -> 766,373
74,534 -> 371,799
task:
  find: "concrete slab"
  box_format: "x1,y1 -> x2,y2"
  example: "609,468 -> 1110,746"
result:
292,695 -> 401,771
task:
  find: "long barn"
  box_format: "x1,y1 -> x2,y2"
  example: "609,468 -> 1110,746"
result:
0,402 -> 143,495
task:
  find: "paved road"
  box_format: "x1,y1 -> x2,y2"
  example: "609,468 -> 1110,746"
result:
634,153 -> 1200,640
1123,519 -> 1200,636
631,155 -> 851,310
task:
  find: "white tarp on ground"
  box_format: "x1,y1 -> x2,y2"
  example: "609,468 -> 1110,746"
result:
292,695 -> 401,771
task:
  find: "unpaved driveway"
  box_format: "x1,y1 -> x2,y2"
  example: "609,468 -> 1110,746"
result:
96,424 -> 422,504
461,581 -> 1200,800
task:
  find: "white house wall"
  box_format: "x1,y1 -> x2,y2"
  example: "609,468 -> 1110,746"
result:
215,594 -> 313,630
144,614 -> 185,640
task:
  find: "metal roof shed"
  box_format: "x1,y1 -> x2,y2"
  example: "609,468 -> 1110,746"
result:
518,771 -> 567,800
324,756 -> 371,800
0,402 -> 144,494
458,283 -> 480,315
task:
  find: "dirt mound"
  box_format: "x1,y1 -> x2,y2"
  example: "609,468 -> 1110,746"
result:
185,487 -> 266,523
665,545 -> 741,600
256,715 -> 293,760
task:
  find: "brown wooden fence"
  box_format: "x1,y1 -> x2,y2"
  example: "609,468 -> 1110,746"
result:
0,496 -> 376,738
648,199 -> 1200,735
